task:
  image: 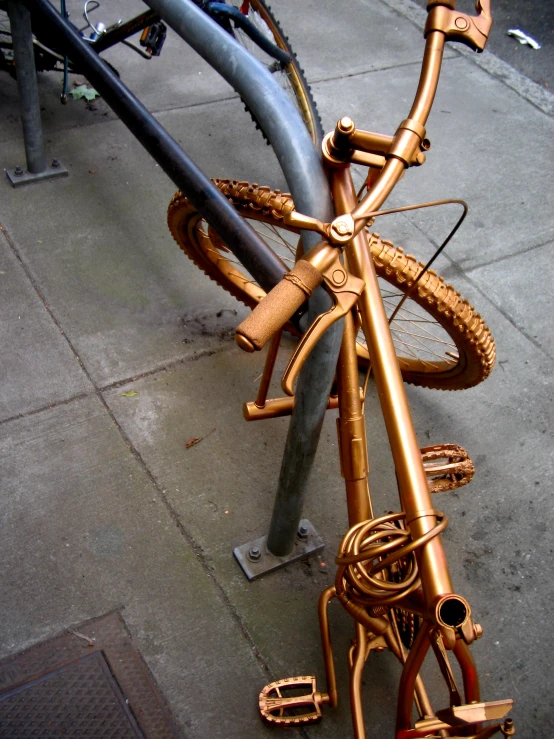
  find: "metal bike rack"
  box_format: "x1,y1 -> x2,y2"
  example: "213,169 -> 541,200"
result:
142,0 -> 344,577
6,1 -> 67,187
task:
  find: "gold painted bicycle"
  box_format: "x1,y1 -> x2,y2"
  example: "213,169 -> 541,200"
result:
168,0 -> 515,736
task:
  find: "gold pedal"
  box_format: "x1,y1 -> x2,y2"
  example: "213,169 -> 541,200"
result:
259,676 -> 328,726
411,699 -> 514,737
421,443 -> 475,493
436,698 -> 514,726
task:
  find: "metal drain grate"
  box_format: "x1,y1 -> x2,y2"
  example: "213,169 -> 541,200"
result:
0,612 -> 182,739
0,651 -> 143,738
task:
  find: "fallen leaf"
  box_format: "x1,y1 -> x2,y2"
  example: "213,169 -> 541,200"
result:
70,84 -> 100,101
122,390 -> 139,397
89,169 -> 96,175
185,427 -> 216,449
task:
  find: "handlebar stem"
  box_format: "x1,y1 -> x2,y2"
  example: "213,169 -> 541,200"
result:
338,31 -> 446,230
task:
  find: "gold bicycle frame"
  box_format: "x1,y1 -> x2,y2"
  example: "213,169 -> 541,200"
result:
251,2 -> 515,736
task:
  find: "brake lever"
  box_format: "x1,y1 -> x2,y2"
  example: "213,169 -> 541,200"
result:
281,251 -> 364,396
425,0 -> 492,52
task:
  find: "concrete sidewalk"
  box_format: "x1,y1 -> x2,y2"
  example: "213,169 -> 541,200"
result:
1,1 -> 552,737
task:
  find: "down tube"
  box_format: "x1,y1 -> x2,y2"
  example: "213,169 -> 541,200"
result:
143,0 -> 343,554
332,167 -> 454,605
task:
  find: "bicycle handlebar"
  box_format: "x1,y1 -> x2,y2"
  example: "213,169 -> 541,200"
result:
236,260 -> 323,351
427,0 -> 456,8
238,0 -> 493,353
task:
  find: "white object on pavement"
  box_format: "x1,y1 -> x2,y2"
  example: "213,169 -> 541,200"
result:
507,29 -> 541,50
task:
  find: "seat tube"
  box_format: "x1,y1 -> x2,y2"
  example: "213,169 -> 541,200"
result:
335,309 -> 373,527
332,167 -> 454,607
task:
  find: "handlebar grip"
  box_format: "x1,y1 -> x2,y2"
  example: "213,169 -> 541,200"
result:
236,260 -> 324,352
427,0 -> 456,8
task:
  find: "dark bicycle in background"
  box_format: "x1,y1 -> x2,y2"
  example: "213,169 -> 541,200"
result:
0,0 -> 322,141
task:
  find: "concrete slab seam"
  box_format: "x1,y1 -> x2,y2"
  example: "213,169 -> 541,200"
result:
98,344 -> 237,393
0,343 -> 235,428
401,213 -> 552,359
452,270 -> 551,359
0,390 -> 93,428
0,91 -> 242,147
100,389 -> 279,687
1,220 -> 278,682
0,219 -> 237,424
0,220 -> 93,384
378,0 -> 554,117
461,237 -> 554,274
146,92 -> 241,118
308,56 -> 439,87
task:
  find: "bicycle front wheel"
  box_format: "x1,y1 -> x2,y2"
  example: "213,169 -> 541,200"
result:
227,0 -> 323,145
168,180 -> 495,391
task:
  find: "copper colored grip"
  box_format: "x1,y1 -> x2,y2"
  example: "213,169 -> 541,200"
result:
427,0 -> 456,8
236,260 -> 324,352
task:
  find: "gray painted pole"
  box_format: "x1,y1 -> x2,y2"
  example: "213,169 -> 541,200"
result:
143,0 -> 343,558
7,0 -> 46,173
6,1 -> 67,186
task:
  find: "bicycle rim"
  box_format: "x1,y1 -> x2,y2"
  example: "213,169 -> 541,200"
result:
230,0 -> 322,145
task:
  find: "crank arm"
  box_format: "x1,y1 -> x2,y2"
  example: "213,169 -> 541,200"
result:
281,255 -> 364,396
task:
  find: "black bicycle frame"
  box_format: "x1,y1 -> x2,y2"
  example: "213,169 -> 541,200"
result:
88,3 -> 291,64
90,10 -> 158,54
21,0 -> 287,296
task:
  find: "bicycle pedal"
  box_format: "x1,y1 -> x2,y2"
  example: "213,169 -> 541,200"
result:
421,444 -> 475,493
259,676 -> 328,726
436,698 -> 513,726
140,21 -> 167,57
409,699 -> 513,738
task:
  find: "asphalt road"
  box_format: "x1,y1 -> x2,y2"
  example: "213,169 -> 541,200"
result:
415,0 -> 553,89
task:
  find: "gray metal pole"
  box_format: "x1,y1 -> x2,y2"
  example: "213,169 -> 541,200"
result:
7,0 -> 46,173
143,0 -> 343,566
6,1 -> 67,186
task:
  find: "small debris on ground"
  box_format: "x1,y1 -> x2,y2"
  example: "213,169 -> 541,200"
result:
185,427 -> 216,448
70,84 -> 100,101
121,390 -> 139,397
69,629 -> 95,647
507,29 -> 541,49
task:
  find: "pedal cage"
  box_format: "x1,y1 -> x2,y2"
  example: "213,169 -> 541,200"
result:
259,675 -> 327,726
421,443 -> 475,493
140,21 -> 167,56
406,698 -> 514,738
